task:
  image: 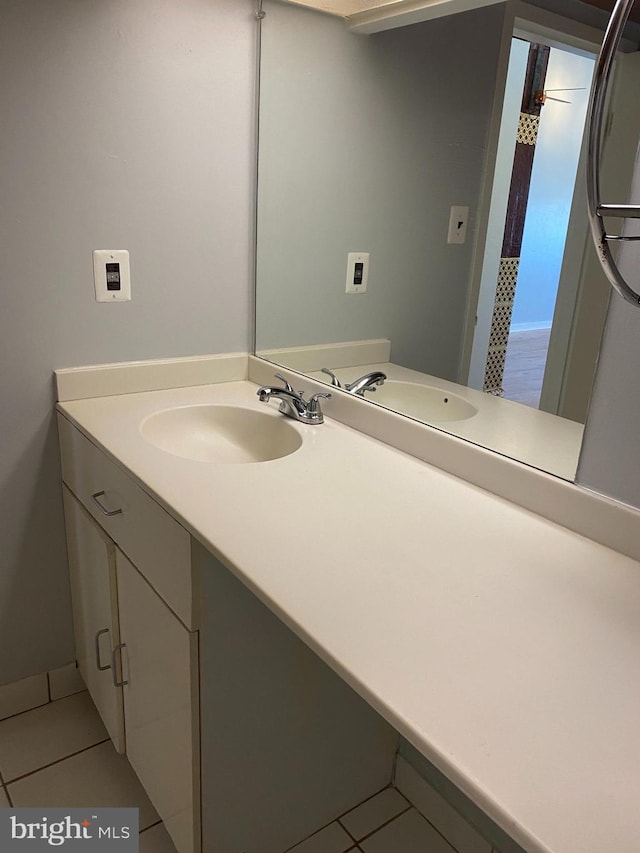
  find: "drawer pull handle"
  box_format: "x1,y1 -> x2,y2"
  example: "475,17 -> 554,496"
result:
91,491 -> 123,517
94,628 -> 111,671
111,643 -> 128,688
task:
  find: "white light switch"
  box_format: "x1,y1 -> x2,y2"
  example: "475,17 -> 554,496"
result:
93,250 -> 131,302
346,252 -> 369,294
447,206 -> 469,245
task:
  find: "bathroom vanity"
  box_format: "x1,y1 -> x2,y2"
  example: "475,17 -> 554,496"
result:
57,376 -> 396,853
55,355 -> 640,853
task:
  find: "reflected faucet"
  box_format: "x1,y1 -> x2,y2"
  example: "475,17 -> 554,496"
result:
320,368 -> 386,397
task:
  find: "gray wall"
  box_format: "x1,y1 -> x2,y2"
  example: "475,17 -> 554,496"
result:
0,0 -> 255,684
256,1 -> 504,381
578,292 -> 640,510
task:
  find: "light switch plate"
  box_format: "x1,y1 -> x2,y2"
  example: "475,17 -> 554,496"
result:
447,206 -> 469,244
93,250 -> 131,302
346,252 -> 369,294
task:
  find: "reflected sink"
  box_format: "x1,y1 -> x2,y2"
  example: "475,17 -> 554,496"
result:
141,405 -> 303,463
371,381 -> 477,422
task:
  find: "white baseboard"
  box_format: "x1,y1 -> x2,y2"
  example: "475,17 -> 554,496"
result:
0,663 -> 86,721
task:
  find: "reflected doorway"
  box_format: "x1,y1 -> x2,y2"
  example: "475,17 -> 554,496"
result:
483,38 -> 594,408
500,40 -> 595,410
469,33 -> 597,416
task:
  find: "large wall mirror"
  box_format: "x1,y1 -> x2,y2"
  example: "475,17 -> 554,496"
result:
255,0 -> 640,480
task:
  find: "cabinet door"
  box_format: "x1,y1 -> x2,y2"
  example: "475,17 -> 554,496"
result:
62,487 -> 125,753
116,551 -> 200,853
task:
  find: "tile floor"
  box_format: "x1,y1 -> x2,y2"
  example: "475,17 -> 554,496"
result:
0,687 -> 460,853
0,690 -> 175,852
286,786 -> 458,852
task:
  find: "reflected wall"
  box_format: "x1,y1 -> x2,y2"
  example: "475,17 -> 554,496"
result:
256,0 -> 505,382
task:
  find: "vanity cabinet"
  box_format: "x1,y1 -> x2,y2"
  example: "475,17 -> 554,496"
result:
58,415 -> 200,853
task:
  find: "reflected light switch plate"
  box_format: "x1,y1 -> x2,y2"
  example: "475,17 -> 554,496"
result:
447,206 -> 469,244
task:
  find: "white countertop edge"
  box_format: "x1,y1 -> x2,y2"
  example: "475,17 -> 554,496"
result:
248,357 -> 640,562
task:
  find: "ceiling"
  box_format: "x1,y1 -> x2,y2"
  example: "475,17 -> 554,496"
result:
282,0 -> 404,14
282,0 -> 640,27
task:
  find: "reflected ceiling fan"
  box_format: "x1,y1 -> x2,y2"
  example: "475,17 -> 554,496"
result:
534,87 -> 587,105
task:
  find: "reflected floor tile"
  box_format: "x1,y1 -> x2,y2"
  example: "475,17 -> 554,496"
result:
0,788 -> 9,807
0,692 -> 107,781
361,809 -> 456,853
8,741 -> 159,830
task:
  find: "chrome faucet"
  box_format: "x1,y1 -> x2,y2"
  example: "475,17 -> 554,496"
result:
257,374 -> 331,425
320,368 -> 386,397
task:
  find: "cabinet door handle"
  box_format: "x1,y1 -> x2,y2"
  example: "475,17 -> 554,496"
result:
111,643 -> 129,687
94,628 -> 111,671
91,491 -> 123,517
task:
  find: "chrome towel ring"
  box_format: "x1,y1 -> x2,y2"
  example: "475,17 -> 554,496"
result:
586,0 -> 640,306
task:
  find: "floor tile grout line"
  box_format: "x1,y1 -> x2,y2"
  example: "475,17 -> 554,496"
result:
281,817 -> 355,853
337,818 -> 358,844
139,819 -> 162,834
349,803 -> 413,845
0,689 -> 88,725
283,783 -> 400,852
419,807 -> 466,853
336,782 -> 398,842
0,699 -> 51,726
337,783 -> 394,822
283,783 -> 395,852
4,737 -> 111,786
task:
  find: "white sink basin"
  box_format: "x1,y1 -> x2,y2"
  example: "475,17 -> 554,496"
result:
371,381 -> 477,422
141,405 -> 302,463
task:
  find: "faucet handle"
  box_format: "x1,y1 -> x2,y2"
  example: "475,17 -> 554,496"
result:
304,392 -> 331,424
274,373 -> 295,393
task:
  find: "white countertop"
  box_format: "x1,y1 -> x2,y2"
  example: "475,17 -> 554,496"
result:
58,380 -> 640,853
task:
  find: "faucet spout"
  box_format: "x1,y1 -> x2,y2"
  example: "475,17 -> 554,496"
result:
257,386 -> 307,414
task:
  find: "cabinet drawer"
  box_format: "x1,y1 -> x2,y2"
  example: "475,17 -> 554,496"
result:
58,413 -> 195,629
